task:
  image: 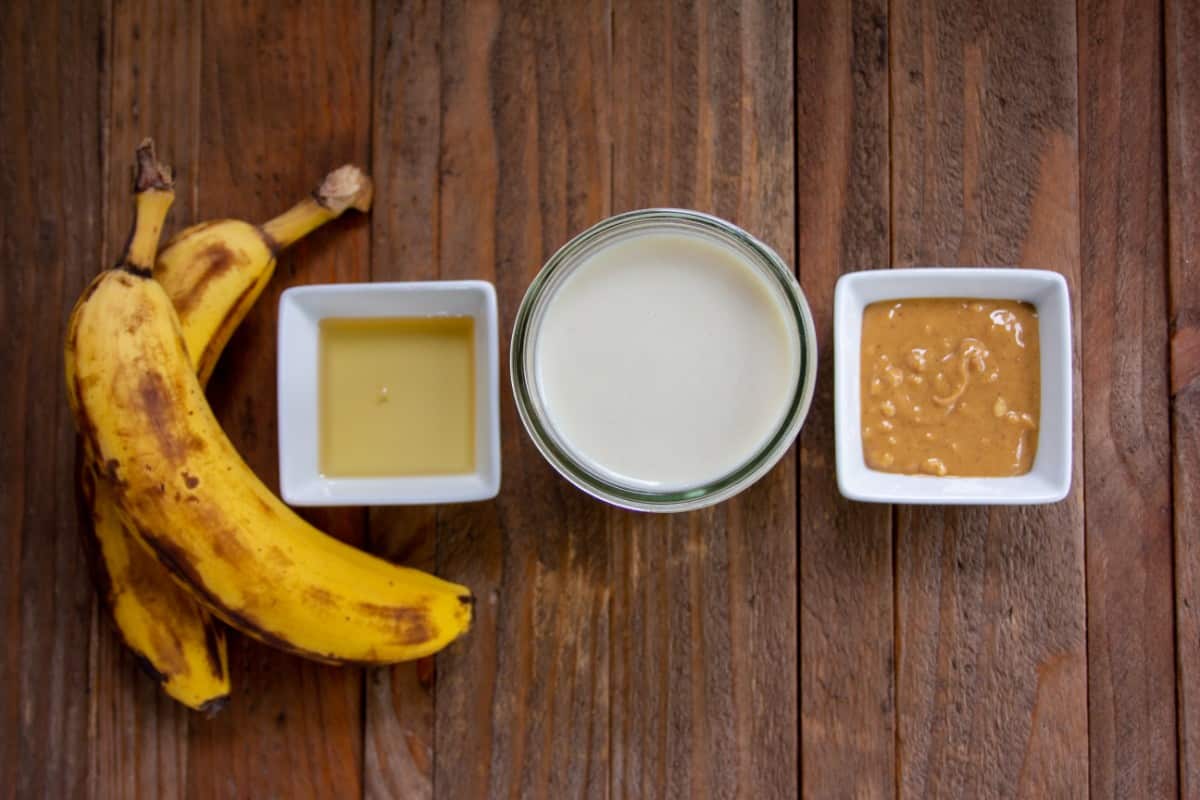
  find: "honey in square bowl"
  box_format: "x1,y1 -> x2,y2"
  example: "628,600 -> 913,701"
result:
278,281 -> 501,507
319,316 -> 475,477
860,298 -> 1040,478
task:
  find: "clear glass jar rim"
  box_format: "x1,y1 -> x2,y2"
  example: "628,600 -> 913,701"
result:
510,208 -> 818,512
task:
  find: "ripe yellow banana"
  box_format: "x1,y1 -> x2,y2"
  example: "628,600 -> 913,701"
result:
76,141 -> 229,712
79,143 -> 376,711
68,143 -> 473,665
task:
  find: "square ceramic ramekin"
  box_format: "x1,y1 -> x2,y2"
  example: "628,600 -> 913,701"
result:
277,281 -> 501,506
834,268 -> 1072,505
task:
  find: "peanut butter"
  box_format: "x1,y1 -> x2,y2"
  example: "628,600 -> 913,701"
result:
860,298 -> 1040,477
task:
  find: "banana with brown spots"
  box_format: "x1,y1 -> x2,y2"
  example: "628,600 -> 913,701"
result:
69,141 -> 470,687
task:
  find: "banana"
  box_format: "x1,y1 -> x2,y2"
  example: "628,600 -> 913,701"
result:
80,143 -> 376,711
68,143 -> 473,665
76,141 -> 230,712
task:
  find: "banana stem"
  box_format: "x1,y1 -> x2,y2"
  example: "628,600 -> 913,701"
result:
259,165 -> 374,251
258,199 -> 336,251
125,140 -> 176,274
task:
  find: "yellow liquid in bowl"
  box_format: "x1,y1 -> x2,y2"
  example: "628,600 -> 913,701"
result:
319,317 -> 475,477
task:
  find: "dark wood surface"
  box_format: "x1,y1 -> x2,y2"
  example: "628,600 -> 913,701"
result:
1,1 -> 1194,797
1080,1 -> 1177,796
796,2 -> 895,797
1167,0 -> 1200,797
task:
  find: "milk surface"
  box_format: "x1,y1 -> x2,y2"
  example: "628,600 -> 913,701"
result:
534,231 -> 800,489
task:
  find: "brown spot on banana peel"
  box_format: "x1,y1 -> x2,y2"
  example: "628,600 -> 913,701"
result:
267,545 -> 293,568
122,300 -> 154,335
181,471 -> 199,489
179,496 -> 254,564
356,602 -> 436,646
203,622 -> 226,682
136,371 -> 189,465
253,493 -> 276,518
210,528 -> 252,564
172,242 -> 246,313
146,621 -> 190,678
104,459 -> 127,488
303,586 -> 335,607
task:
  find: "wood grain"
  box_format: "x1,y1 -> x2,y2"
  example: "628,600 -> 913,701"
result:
1166,0 -> 1200,794
5,2 -> 1197,797
430,0 -> 613,797
363,1 -> 442,797
796,1 -> 895,797
1078,0 -> 1178,796
889,0 -> 1089,796
89,2 -> 202,797
609,1 -> 797,796
183,2 -> 372,797
0,3 -> 104,799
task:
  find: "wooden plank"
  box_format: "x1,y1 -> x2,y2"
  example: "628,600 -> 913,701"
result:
609,1 -> 797,796
362,1 -> 441,797
1078,0 -> 1178,796
183,2 -> 372,797
89,2 -> 202,797
889,1 -> 1089,796
795,1 -> 895,796
431,0 -> 613,797
1166,0 -> 1200,794
0,3 -> 104,798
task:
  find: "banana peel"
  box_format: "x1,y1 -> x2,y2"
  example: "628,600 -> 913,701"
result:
70,141 -> 472,680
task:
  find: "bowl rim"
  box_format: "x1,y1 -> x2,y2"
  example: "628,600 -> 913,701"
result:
833,267 -> 1073,505
276,280 -> 502,506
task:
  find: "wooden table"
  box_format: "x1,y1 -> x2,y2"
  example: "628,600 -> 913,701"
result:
3,1 -> 1197,797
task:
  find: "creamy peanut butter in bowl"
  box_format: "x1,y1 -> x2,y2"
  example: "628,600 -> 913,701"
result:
859,298 -> 1041,478
834,268 -> 1073,506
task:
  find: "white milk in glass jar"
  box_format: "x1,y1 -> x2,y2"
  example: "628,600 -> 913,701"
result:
511,209 -> 817,512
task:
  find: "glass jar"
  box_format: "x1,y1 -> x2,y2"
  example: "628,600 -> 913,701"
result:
510,208 -> 818,512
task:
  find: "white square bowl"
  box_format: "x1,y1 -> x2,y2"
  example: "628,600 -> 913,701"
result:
834,268 -> 1072,505
277,281 -> 501,506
